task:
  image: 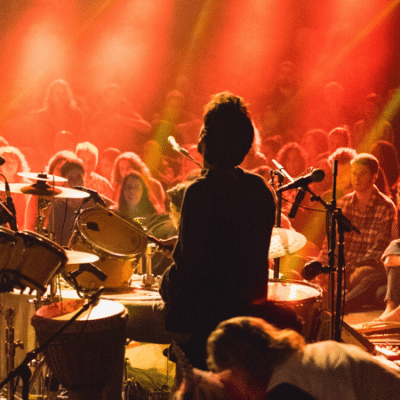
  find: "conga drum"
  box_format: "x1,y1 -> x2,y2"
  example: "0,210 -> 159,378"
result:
31,299 -> 128,400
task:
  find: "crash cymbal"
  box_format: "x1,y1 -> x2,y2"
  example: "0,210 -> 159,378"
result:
17,172 -> 67,183
0,183 -> 90,199
65,250 -> 100,265
268,227 -> 307,259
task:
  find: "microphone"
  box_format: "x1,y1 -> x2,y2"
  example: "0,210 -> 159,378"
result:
277,169 -> 325,192
73,186 -> 107,207
301,260 -> 334,281
4,180 -> 17,231
0,202 -> 15,226
288,188 -> 306,219
168,136 -> 190,156
168,136 -> 203,169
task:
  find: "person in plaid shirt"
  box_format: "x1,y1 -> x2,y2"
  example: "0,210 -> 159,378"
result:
337,153 -> 396,312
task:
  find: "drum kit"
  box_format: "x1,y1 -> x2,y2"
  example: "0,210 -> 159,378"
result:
0,172 -> 323,400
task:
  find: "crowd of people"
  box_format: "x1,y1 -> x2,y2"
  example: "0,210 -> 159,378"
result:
0,71 -> 400,317
2,73 -> 400,398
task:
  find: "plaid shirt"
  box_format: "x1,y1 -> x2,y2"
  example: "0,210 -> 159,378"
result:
338,186 -> 396,271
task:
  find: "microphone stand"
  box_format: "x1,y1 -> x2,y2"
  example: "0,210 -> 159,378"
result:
297,160 -> 356,341
271,160 -> 294,278
0,287 -> 104,400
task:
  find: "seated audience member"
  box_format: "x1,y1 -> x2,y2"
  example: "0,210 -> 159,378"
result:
200,316 -> 400,400
49,160 -> 87,245
0,146 -> 30,229
98,147 -> 121,184
328,126 -> 350,154
370,140 -> 400,196
112,151 -> 166,212
75,141 -> 113,200
88,83 -> 151,153
376,240 -> 400,322
352,93 -> 394,152
276,142 -> 307,179
117,171 -> 158,226
24,150 -> 79,232
29,79 -> 85,167
301,128 -> 329,167
320,153 -> 396,312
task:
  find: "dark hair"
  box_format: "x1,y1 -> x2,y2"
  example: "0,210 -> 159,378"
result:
351,153 -> 379,175
327,147 -> 356,167
207,317 -> 304,381
60,160 -> 84,177
47,150 -> 79,175
118,171 -> 156,218
276,142 -> 307,175
201,92 -> 254,168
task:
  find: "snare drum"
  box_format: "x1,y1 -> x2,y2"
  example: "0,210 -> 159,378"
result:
267,279 -> 322,341
0,229 -> 67,293
66,207 -> 148,289
31,299 -> 128,399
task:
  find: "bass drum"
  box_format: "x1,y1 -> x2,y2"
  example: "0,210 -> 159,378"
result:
65,207 -> 148,290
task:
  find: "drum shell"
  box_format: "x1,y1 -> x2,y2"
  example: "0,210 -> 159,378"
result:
67,233 -> 139,289
0,227 -> 19,272
267,279 -> 322,341
65,207 -> 147,289
1,230 -> 67,293
31,299 -> 128,391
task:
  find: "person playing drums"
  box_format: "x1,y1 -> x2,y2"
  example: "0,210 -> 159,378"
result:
159,92 -> 276,368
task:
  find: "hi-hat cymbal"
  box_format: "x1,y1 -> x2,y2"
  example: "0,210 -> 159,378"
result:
268,227 -> 307,259
18,172 -> 67,183
0,183 -> 90,199
65,250 -> 100,265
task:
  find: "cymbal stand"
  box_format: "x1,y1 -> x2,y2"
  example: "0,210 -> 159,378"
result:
4,308 -> 24,400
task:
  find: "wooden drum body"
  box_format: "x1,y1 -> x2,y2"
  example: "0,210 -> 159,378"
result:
31,299 -> 128,398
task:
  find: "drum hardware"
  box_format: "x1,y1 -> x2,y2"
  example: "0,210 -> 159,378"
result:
142,243 -> 156,289
17,172 -> 67,183
0,288 -> 105,400
3,308 -> 24,400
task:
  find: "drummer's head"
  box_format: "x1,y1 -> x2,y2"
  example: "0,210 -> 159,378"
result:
61,160 -> 85,188
198,92 -> 254,169
206,316 -> 304,393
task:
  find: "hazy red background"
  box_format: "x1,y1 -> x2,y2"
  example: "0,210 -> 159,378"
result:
0,0 -> 399,127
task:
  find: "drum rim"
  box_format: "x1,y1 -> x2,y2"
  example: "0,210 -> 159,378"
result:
268,278 -> 323,303
73,207 -> 148,257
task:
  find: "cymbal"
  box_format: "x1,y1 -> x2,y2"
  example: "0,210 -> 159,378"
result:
18,172 -> 67,183
65,250 -> 100,265
0,183 -> 90,199
268,227 -> 307,259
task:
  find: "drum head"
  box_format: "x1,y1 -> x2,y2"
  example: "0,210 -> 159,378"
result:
268,279 -> 322,303
76,208 -> 148,257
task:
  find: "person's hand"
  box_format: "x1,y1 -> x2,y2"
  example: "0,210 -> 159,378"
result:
148,236 -> 178,258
